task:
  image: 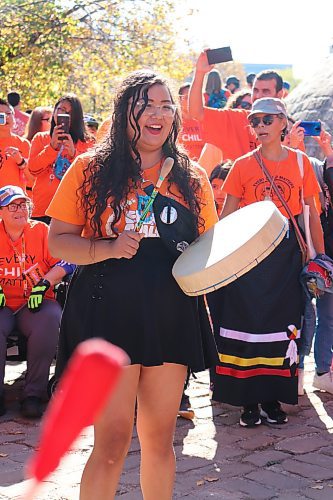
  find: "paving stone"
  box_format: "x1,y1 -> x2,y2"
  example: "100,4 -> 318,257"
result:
239,434 -> 278,451
279,458 -> 333,480
303,485 -> 333,500
221,477 -> 276,499
245,469 -> 310,490
294,452 -> 333,469
243,450 -> 291,467
275,435 -> 330,454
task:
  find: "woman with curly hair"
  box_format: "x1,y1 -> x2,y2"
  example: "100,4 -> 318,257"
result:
47,70 -> 218,499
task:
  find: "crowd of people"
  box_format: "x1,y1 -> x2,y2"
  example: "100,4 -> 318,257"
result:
1,51 -> 333,498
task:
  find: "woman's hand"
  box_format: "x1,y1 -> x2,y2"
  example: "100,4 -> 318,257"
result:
288,120 -> 305,148
61,134 -> 76,159
50,125 -> 65,151
196,50 -> 214,75
314,128 -> 333,157
109,231 -> 144,259
5,146 -> 24,165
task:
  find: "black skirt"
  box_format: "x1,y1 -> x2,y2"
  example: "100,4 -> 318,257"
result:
55,238 -> 218,379
207,225 -> 303,406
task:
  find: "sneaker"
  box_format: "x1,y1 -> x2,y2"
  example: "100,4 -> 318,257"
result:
313,371 -> 333,394
20,397 -> 43,419
0,394 -> 6,417
260,401 -> 288,424
240,404 -> 261,427
178,393 -> 194,420
298,368 -> 305,396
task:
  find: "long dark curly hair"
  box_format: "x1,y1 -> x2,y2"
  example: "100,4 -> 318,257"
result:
79,70 -> 203,237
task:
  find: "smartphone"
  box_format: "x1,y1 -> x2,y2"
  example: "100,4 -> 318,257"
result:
299,121 -> 321,136
0,113 -> 6,125
57,113 -> 70,137
206,47 -> 233,65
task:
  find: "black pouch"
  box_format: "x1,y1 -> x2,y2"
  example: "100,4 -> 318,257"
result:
144,185 -> 199,256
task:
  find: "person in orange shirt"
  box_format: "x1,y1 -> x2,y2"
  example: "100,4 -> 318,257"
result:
46,70 -> 218,499
7,92 -> 30,137
178,83 -> 205,161
0,185 -> 74,419
189,51 -> 305,160
0,98 -> 30,190
207,98 -> 324,428
28,94 -> 94,223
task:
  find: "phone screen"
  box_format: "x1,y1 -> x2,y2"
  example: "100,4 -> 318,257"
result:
0,113 -> 6,126
299,121 -> 321,137
206,47 -> 233,65
57,114 -> 70,135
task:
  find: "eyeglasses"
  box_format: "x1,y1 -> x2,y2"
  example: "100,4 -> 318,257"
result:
135,99 -> 177,117
249,114 -> 278,128
240,101 -> 252,110
5,202 -> 29,212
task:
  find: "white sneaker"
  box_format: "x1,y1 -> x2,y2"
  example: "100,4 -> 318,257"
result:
313,371 -> 333,394
298,368 -> 305,396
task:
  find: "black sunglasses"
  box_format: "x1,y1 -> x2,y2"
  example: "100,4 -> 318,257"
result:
249,114 -> 277,128
240,101 -> 251,110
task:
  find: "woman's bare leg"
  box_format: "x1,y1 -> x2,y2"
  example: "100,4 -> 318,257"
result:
80,364 -> 141,500
136,363 -> 187,500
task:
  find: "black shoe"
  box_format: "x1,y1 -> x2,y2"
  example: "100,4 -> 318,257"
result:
21,397 -> 43,419
260,401 -> 288,424
240,404 -> 261,427
0,395 -> 6,416
178,393 -> 194,420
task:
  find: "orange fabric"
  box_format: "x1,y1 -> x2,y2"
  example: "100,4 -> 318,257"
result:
46,154 -> 218,238
0,135 -> 30,190
197,143 -> 223,177
28,132 -> 93,217
222,147 -> 320,218
13,109 -> 29,137
96,117 -> 112,143
0,220 -> 60,312
178,118 -> 205,161
202,107 -> 257,161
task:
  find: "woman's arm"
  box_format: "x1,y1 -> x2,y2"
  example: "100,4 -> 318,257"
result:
189,51 -> 214,121
48,219 -> 144,265
28,133 -> 58,175
220,194 -> 241,219
43,265 -> 67,287
304,196 -> 325,255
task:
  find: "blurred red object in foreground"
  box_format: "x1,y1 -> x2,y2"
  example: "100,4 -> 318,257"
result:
26,338 -> 129,491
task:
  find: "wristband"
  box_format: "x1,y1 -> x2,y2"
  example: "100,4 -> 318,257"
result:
16,158 -> 25,167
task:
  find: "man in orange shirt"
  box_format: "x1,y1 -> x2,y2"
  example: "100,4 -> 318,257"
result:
0,98 -> 30,190
189,51 -> 302,161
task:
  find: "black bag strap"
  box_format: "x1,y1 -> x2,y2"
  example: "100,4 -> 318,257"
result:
253,150 -> 308,264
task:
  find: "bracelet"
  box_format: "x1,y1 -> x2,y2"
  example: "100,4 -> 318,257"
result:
16,158 -> 26,167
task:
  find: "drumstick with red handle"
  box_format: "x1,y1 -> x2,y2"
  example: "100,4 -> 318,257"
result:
23,338 -> 129,500
135,156 -> 174,232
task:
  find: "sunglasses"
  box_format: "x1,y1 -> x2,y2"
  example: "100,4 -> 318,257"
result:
240,101 -> 251,110
249,114 -> 278,128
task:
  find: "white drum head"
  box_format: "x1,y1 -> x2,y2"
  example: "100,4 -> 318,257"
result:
172,201 -> 288,296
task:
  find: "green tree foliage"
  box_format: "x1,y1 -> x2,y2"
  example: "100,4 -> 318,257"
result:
0,0 -> 193,115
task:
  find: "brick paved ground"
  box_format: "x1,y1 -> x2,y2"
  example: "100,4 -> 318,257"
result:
1,354 -> 333,499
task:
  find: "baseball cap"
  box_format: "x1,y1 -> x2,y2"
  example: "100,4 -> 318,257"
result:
283,81 -> 291,90
248,98 -> 287,119
0,185 -> 29,207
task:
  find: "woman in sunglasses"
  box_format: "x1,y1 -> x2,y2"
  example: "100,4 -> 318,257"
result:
0,185 -> 73,418
208,97 -> 324,427
24,106 -> 53,142
226,89 -> 252,111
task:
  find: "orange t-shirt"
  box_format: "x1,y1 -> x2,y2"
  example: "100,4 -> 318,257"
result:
178,118 -> 205,161
0,134 -> 30,190
46,153 -> 218,238
202,107 -> 257,161
222,148 -> 320,218
0,220 -> 60,312
28,131 -> 94,217
96,117 -> 112,143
